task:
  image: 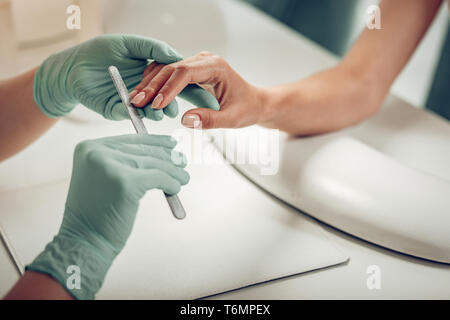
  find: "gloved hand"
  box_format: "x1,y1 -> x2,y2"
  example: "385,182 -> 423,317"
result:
34,34 -> 219,120
26,134 -> 189,299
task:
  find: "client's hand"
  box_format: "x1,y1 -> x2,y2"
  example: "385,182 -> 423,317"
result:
129,52 -> 383,135
25,134 -> 189,299
129,52 -> 267,129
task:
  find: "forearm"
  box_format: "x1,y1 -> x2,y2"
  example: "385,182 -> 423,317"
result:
0,67 -> 58,161
258,65 -> 381,135
259,0 -> 443,136
4,271 -> 74,300
341,0 -> 442,93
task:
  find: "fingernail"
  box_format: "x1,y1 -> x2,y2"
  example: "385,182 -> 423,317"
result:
151,93 -> 163,109
131,92 -> 145,105
182,113 -> 200,128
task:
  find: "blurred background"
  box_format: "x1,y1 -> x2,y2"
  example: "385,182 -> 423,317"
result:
0,0 -> 448,119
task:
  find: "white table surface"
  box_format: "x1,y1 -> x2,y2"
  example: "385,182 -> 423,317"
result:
1,0 -> 449,299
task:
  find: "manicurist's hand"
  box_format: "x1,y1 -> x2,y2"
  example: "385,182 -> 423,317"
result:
34,34 -> 218,121
5,134 -> 189,300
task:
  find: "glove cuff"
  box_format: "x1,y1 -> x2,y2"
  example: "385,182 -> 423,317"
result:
26,234 -> 114,300
33,54 -> 78,118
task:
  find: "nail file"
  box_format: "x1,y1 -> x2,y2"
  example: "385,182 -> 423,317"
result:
108,66 -> 186,220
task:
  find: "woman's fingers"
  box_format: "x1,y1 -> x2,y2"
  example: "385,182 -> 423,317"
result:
130,53 -> 224,110
150,66 -> 192,109
129,62 -> 164,101
131,66 -> 173,107
130,63 -> 180,119
153,57 -> 224,110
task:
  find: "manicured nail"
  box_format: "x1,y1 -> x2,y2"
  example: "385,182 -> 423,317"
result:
182,113 -> 200,128
131,92 -> 145,105
151,93 -> 163,109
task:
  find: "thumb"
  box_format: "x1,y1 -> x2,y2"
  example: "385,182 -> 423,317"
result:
108,102 -> 146,120
178,84 -> 220,111
181,108 -> 236,129
122,34 -> 183,64
108,102 -> 129,120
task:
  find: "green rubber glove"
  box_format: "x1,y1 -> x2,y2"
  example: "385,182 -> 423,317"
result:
26,134 -> 189,299
34,34 -> 219,120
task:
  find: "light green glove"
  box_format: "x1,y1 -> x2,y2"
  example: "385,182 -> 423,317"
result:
34,34 -> 219,120
26,134 -> 189,299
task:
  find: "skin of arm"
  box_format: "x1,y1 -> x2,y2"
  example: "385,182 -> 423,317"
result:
4,271 -> 74,300
0,68 -> 58,161
130,0 -> 443,135
262,0 -> 443,135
